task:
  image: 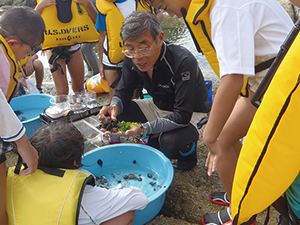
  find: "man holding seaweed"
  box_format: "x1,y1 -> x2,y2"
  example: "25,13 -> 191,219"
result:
99,11 -> 211,171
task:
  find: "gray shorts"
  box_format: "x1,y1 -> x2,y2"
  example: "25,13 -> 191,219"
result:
133,98 -> 208,139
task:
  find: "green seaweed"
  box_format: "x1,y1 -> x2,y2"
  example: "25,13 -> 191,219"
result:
117,121 -> 139,132
100,121 -> 139,132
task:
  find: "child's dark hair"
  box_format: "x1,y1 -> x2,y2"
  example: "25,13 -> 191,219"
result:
0,6 -> 45,46
30,122 -> 85,169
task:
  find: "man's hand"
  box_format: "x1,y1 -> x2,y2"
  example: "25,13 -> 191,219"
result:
99,62 -> 107,82
98,104 -> 118,122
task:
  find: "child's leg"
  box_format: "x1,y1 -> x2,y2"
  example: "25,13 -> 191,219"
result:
47,50 -> 68,95
216,90 -> 257,200
0,160 -> 8,225
67,49 -> 85,93
32,59 -> 44,90
104,69 -> 117,103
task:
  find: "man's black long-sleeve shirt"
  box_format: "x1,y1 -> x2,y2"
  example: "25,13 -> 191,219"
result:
111,41 -> 211,134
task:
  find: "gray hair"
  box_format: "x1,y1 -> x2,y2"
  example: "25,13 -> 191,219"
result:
120,11 -> 162,42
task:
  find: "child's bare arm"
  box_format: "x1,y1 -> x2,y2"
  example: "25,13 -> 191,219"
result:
290,0 -> 300,7
15,134 -> 39,176
24,54 -> 37,76
203,74 -> 244,175
155,9 -> 164,23
98,31 -> 107,81
34,0 -> 57,14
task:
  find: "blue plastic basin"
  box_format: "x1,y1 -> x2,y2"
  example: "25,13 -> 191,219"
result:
10,94 -> 53,138
82,143 -> 174,225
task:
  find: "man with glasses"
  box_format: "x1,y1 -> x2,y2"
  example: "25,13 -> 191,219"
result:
0,6 -> 45,224
99,11 -> 211,171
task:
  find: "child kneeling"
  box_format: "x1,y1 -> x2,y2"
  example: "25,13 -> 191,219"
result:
6,122 -> 148,225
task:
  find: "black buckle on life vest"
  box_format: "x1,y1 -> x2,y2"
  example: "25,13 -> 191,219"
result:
14,154 -> 28,175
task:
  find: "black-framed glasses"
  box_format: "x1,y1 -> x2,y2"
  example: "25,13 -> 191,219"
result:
0,26 -> 42,53
122,41 -> 155,58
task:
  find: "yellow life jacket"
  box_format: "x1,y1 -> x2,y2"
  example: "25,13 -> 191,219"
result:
183,0 -> 249,96
0,35 -> 18,103
96,0 -> 154,64
36,0 -> 99,50
18,55 -> 30,72
231,30 -> 300,224
6,167 -> 95,225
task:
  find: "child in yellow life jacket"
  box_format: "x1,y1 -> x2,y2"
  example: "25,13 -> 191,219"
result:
6,121 -> 148,225
0,6 -> 45,224
95,0 -> 163,103
17,53 -> 44,94
35,0 -> 99,96
138,0 -> 293,224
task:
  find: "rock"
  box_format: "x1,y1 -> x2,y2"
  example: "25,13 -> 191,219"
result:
0,0 -> 35,8
0,0 -> 13,8
278,0 -> 300,22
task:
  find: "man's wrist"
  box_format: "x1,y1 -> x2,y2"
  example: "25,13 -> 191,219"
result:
140,123 -> 148,138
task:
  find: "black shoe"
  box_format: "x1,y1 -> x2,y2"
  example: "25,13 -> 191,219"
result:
201,208 -> 232,225
175,147 -> 197,171
202,209 -> 257,225
209,191 -> 230,206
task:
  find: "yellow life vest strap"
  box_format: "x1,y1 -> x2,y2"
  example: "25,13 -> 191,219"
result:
183,0 -> 250,97
184,0 -> 219,75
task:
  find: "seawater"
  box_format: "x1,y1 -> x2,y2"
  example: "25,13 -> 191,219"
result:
16,107 -> 46,121
94,163 -> 164,198
161,15 -> 219,81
